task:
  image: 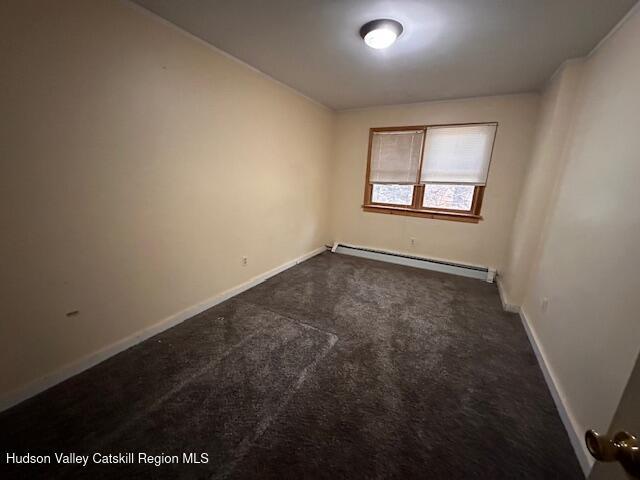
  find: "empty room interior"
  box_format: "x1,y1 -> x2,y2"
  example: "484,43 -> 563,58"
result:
2,0 -> 640,478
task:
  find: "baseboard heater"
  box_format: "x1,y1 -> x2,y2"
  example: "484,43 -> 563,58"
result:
331,243 -> 495,282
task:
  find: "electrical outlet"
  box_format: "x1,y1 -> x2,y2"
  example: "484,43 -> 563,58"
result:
541,297 -> 549,313
410,237 -> 416,247
241,256 -> 248,267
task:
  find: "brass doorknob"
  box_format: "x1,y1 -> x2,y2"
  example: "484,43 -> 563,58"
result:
586,430 -> 640,478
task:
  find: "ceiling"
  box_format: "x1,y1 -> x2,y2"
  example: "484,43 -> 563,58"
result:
132,0 -> 637,110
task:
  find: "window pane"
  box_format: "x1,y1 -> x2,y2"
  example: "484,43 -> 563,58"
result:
371,184 -> 414,205
423,184 -> 474,211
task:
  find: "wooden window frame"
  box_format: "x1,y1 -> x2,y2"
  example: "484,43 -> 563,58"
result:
362,123 -> 494,223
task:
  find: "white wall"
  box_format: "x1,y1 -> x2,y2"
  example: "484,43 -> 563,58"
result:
330,95 -> 540,272
503,4 -> 640,472
0,0 -> 334,399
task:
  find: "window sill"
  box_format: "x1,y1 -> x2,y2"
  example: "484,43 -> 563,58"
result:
362,204 -> 482,223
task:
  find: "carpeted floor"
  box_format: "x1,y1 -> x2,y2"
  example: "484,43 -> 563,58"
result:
0,252 -> 583,479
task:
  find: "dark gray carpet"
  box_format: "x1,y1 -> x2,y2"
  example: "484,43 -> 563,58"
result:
0,252 -> 582,479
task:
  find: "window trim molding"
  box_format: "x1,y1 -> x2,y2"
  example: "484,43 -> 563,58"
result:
362,122 -> 496,223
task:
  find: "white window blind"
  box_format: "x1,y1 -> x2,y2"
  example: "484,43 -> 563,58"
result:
420,124 -> 497,185
370,130 -> 424,184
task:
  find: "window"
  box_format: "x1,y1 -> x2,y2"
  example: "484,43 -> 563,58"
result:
363,123 -> 497,222
371,184 -> 414,205
423,184 -> 475,211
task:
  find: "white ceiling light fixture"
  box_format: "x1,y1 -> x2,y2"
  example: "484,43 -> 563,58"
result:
360,19 -> 403,49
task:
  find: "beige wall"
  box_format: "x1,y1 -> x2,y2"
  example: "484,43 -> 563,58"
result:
0,0 -> 334,397
501,61 -> 584,306
503,5 -> 640,470
330,95 -> 540,271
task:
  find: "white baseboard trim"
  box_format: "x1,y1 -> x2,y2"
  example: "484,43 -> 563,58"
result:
519,308 -> 593,477
333,242 -> 495,282
495,276 -> 521,313
0,246 -> 326,413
